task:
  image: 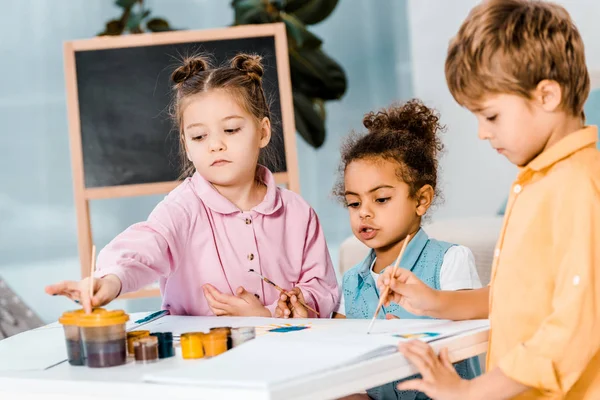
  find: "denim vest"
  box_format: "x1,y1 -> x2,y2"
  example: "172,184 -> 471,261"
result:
342,229 -> 481,400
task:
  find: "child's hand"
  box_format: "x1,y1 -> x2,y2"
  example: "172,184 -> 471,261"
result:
45,274 -> 122,313
397,341 -> 471,400
275,288 -> 309,319
378,268 -> 440,317
203,284 -> 271,317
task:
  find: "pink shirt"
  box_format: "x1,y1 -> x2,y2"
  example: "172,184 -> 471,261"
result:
95,166 -> 339,317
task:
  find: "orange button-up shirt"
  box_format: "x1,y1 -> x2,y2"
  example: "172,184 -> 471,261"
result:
488,126 -> 600,399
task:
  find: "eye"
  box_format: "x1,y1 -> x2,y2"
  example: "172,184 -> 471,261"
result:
224,127 -> 241,134
192,134 -> 206,141
346,201 -> 360,208
486,115 -> 497,122
375,197 -> 390,204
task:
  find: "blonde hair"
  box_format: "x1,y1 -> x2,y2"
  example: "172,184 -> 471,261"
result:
445,0 -> 590,117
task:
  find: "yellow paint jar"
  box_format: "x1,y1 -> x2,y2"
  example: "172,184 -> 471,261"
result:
180,332 -> 205,359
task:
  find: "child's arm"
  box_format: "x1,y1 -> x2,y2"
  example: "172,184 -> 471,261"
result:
398,175 -> 600,398
379,268 -> 489,320
46,199 -> 187,310
270,208 -> 339,318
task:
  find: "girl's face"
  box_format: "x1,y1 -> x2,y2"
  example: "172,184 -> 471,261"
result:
343,158 -> 427,252
181,89 -> 271,188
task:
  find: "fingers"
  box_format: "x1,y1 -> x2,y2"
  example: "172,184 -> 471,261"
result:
439,347 -> 454,370
204,285 -> 240,305
78,278 -> 94,314
91,279 -> 116,308
385,313 -> 399,320
277,297 -> 292,318
290,287 -> 305,302
45,281 -> 79,297
398,341 -> 438,380
289,295 -> 308,318
203,286 -> 234,314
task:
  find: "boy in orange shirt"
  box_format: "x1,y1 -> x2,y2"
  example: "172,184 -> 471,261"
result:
379,0 -> 600,399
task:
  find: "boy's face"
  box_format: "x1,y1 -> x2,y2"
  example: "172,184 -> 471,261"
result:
470,94 -> 553,167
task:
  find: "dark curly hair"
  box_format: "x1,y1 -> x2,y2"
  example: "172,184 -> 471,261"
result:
334,99 -> 445,206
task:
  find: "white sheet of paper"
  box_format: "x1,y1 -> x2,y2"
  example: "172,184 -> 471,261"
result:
0,326 -> 67,371
144,319 -> 489,388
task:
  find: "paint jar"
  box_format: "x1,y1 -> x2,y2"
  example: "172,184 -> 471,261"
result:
78,309 -> 129,368
134,336 -> 159,363
210,327 -> 232,349
150,332 -> 175,359
58,309 -> 86,366
180,332 -> 205,359
127,330 -> 150,357
203,331 -> 228,357
231,327 -> 256,348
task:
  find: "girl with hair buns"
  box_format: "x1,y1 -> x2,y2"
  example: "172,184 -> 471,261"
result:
282,100 -> 481,399
46,53 -> 339,319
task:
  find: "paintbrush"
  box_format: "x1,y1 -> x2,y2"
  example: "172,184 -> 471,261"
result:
366,234 -> 411,334
89,245 -> 96,301
248,269 -> 320,316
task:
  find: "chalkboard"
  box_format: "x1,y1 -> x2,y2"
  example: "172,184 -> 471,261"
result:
76,36 -> 286,188
64,24 -> 298,296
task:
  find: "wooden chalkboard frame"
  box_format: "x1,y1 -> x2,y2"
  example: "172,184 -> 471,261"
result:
64,23 -> 299,299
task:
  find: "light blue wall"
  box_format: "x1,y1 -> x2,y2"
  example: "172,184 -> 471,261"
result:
0,0 -> 412,323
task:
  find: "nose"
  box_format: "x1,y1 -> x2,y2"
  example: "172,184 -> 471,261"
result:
358,203 -> 373,220
477,123 -> 493,141
208,135 -> 226,152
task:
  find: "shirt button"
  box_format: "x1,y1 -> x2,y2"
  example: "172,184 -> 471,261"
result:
245,218 -> 252,225
513,184 -> 522,194
494,248 -> 501,257
248,253 -> 255,261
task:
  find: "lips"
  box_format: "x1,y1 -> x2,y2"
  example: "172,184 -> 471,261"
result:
211,159 -> 231,166
358,224 -> 378,240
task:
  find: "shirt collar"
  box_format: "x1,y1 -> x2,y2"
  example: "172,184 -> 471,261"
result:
523,126 -> 598,174
358,228 -> 430,282
191,165 -> 282,215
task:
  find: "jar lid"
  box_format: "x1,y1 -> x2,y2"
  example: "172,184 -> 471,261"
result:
135,336 -> 158,348
181,332 -> 206,339
77,309 -> 129,327
59,308 -> 106,325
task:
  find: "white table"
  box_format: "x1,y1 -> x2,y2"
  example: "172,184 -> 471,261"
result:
0,316 -> 489,400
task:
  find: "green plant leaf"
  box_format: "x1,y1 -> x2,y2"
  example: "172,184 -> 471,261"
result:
146,18 -> 172,32
289,47 -> 346,99
98,19 -> 125,36
284,0 -> 339,25
115,0 -> 138,9
293,90 -> 326,148
232,0 -> 276,24
282,14 -> 321,48
126,9 -> 150,31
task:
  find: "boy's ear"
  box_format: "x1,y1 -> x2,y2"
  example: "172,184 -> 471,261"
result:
415,185 -> 434,216
535,79 -> 562,112
259,117 -> 272,149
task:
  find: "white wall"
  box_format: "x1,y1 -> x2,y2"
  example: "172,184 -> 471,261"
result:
407,0 -> 600,219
